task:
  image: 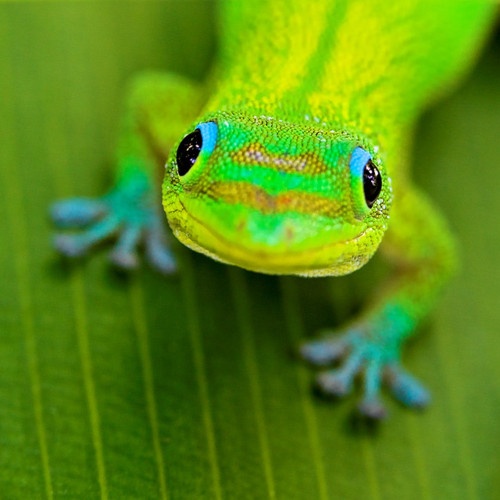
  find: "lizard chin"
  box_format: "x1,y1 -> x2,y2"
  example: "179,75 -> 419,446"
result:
167,205 -> 377,277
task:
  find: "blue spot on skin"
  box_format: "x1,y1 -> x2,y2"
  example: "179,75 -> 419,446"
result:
349,146 -> 371,178
197,121 -> 218,155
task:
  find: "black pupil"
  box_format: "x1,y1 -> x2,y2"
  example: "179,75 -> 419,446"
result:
176,129 -> 202,176
363,160 -> 382,208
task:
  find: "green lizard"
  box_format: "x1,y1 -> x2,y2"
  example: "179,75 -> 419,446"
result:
51,0 -> 496,418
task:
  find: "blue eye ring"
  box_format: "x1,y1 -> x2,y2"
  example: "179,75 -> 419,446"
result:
349,146 -> 372,177
176,121 -> 218,176
196,121 -> 218,156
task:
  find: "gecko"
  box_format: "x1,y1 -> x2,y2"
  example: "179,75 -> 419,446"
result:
51,0 -> 496,418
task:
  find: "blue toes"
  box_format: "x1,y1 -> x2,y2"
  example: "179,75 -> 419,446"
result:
386,366 -> 430,408
317,369 -> 353,396
109,225 -> 141,270
316,357 -> 388,419
316,349 -> 363,396
358,398 -> 387,420
54,234 -> 89,257
316,360 -> 388,419
300,334 -> 349,366
359,359 -> 387,419
145,218 -> 177,275
51,186 -> 177,274
302,330 -> 429,417
53,215 -> 120,257
51,198 -> 106,227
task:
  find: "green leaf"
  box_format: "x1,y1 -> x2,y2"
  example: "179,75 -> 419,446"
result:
0,2 -> 499,499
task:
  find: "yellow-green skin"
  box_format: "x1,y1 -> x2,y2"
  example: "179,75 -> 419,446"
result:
52,0 -> 496,417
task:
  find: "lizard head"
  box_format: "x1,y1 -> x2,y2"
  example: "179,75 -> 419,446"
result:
162,112 -> 392,276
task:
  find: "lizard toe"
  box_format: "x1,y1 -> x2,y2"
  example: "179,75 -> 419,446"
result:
51,197 -> 107,228
386,365 -> 431,408
300,333 -> 349,366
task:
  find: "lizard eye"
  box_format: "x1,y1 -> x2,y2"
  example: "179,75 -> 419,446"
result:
349,146 -> 382,217
363,159 -> 382,208
176,129 -> 201,176
176,121 -> 218,176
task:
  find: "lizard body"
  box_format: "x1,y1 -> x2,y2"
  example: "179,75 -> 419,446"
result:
52,0 -> 496,417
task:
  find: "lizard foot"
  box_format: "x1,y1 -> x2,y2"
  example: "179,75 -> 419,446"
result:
51,180 -> 176,274
301,331 -> 430,419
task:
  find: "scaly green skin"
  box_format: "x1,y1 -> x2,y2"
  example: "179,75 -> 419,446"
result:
52,0 -> 496,418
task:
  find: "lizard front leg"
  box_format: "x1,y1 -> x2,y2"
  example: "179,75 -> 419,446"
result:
301,187 -> 457,418
51,72 -> 207,273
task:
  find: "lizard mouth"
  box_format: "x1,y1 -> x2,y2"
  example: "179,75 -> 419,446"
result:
169,201 -> 373,277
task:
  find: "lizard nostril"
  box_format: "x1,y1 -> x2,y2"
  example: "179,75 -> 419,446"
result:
285,225 -> 295,242
236,218 -> 247,233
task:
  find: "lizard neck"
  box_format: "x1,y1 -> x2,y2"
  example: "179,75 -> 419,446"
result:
207,0 -> 493,143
